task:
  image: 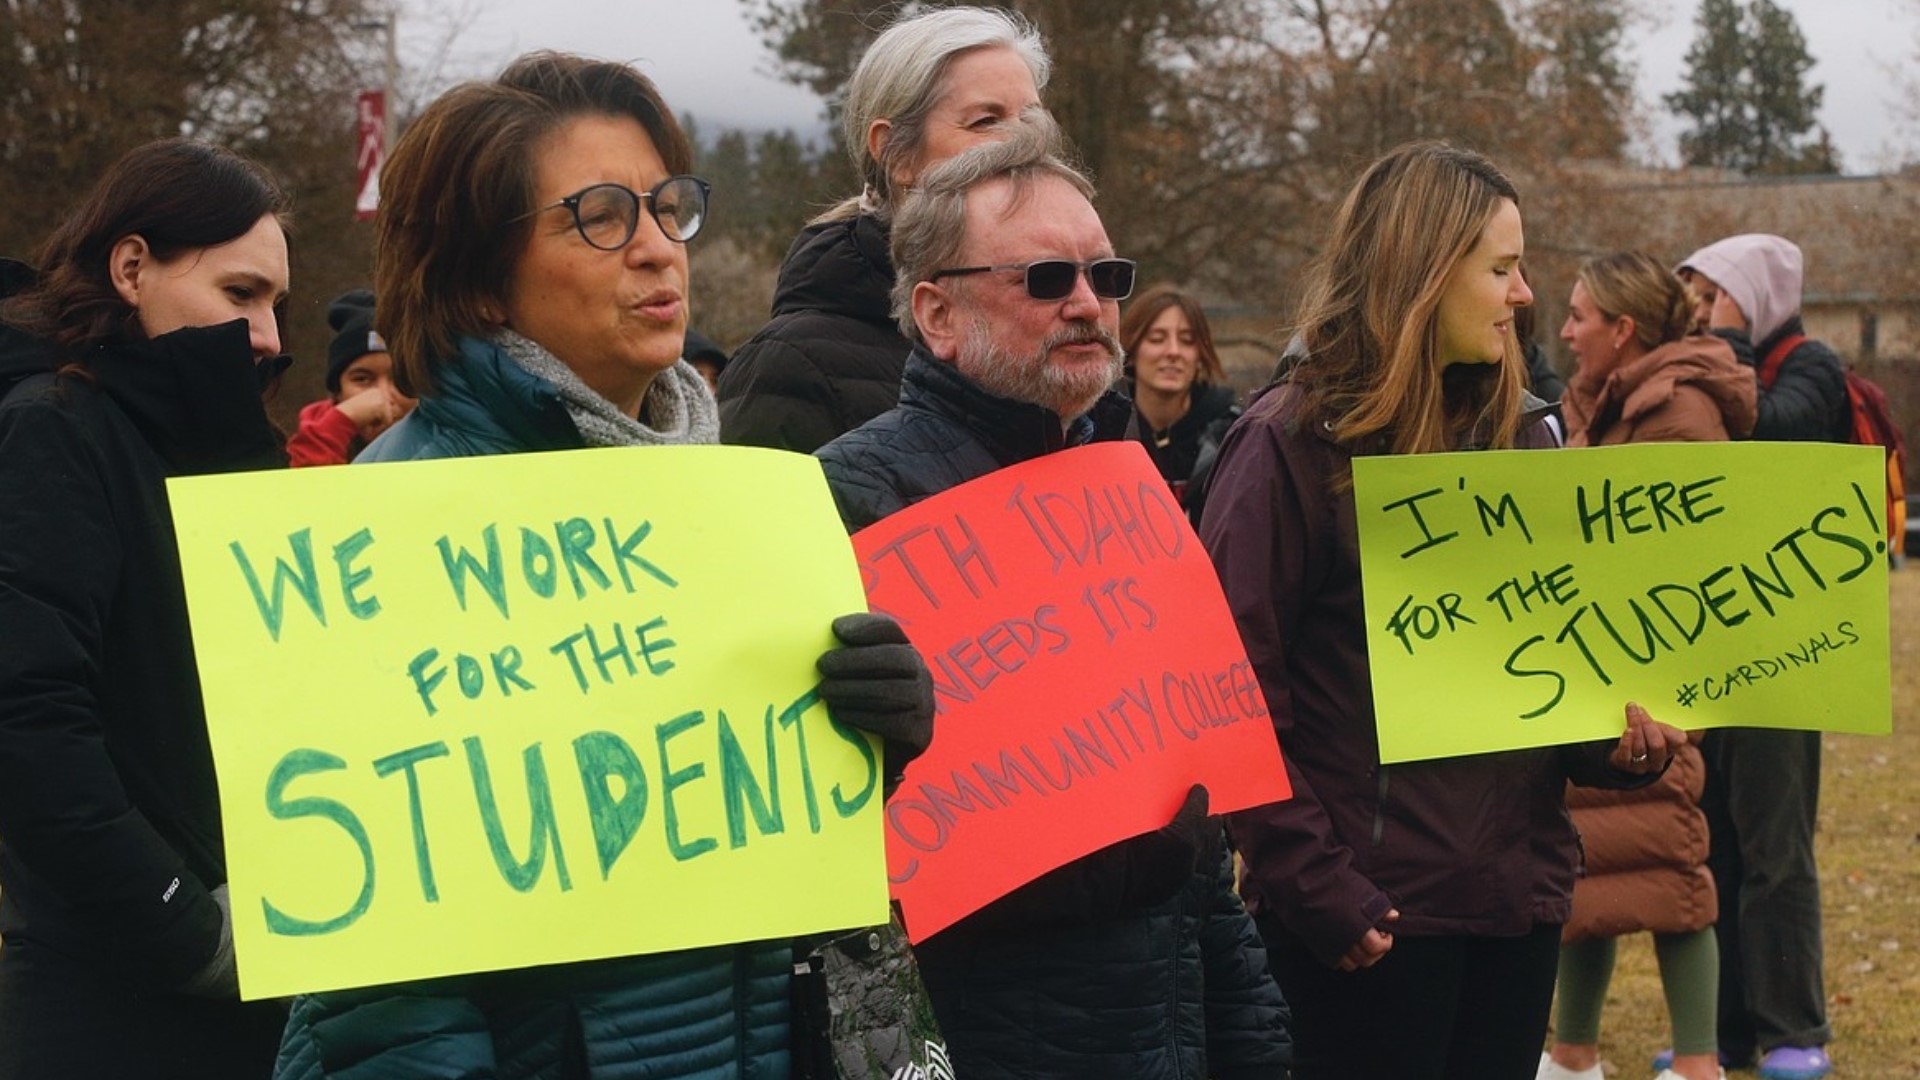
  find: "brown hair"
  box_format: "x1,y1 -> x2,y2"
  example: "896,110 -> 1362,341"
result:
1120,284 -> 1224,386
375,51 -> 690,395
1576,250 -> 1692,354
1289,141 -> 1526,455
3,138 -> 288,357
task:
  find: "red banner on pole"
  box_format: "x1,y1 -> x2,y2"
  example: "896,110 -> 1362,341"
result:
355,90 -> 385,221
851,442 -> 1292,942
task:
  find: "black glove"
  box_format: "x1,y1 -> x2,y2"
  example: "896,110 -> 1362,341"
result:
1120,784 -> 1212,909
816,613 -> 935,788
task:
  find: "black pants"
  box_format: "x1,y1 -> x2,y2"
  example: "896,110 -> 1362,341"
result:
1261,918 -> 1561,1080
1701,728 -> 1831,1061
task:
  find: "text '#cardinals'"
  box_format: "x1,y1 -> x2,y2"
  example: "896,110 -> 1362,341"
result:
852,442 -> 1291,942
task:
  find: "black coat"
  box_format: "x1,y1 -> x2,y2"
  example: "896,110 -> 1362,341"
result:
817,351 -> 1293,1079
0,277 -> 290,1077
717,213 -> 911,453
1136,380 -> 1242,526
1719,317 -> 1849,441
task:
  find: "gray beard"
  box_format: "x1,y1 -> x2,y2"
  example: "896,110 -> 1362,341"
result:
955,316 -> 1123,419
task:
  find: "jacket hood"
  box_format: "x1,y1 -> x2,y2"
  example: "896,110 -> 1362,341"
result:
769,213 -> 895,325
1678,233 -> 1803,344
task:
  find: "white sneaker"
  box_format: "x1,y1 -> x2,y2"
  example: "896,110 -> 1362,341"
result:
1538,1051 -> 1604,1080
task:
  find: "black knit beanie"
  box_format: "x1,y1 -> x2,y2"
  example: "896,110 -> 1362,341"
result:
325,289 -> 384,393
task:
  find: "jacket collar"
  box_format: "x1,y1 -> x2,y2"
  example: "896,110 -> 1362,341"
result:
402,335 -> 584,451
87,320 -> 289,474
899,345 -> 1132,466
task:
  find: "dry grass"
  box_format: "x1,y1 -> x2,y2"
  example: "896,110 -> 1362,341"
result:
1559,568 -> 1920,1078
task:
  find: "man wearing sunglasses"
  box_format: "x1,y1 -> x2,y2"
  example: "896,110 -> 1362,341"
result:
815,121 -> 1293,1080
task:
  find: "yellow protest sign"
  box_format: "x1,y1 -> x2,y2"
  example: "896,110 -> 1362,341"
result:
168,446 -> 885,1000
1353,442 -> 1892,763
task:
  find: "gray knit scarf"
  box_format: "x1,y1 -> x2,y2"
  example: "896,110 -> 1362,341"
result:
490,328 -> 720,447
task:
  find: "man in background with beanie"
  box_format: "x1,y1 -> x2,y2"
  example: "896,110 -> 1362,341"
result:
286,288 -> 416,466
1673,233 -> 1837,1080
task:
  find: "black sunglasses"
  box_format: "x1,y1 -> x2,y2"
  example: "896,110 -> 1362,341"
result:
516,175 -> 711,249
929,258 -> 1137,301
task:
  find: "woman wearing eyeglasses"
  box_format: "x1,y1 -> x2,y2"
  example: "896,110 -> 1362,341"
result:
718,6 -> 1052,452
1199,142 -> 1689,1080
0,138 -> 293,1078
1119,284 -> 1242,523
271,52 -> 933,1080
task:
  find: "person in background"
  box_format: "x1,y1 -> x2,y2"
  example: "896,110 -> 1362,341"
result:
271,52 -> 933,1080
0,137 -> 294,1078
1200,141 -> 1688,1080
1537,250 -> 1755,1080
286,287 -> 415,466
1673,233 -> 1837,1080
1513,292 -> 1565,402
718,5 -> 1050,452
1119,282 -> 1242,523
817,119 -> 1292,1080
682,327 -> 729,394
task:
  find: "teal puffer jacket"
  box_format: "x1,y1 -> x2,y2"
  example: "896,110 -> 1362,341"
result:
274,336 -> 794,1080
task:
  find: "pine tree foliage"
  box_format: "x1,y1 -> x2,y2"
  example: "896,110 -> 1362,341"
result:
1666,0 -> 1837,174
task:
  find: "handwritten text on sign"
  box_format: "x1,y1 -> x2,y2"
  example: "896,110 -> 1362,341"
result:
169,447 -> 883,999
852,442 -> 1290,942
1353,442 -> 1891,763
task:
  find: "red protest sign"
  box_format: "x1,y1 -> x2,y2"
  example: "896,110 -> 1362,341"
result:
853,441 -> 1290,942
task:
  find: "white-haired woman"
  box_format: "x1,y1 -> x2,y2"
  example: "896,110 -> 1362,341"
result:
718,5 -> 1051,452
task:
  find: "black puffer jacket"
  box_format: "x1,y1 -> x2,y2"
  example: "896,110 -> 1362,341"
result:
0,264 -> 290,1077
718,213 -> 910,453
1718,316 -> 1849,441
817,351 -> 1292,1080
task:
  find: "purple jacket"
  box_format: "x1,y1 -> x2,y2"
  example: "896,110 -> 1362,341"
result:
1200,381 -> 1638,967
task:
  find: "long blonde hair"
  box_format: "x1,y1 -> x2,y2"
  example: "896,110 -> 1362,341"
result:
1290,141 -> 1526,454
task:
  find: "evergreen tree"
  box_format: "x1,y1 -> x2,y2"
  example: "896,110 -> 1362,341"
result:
1666,0 -> 1837,174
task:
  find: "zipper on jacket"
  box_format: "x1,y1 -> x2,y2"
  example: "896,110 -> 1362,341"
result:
1371,768 -> 1390,845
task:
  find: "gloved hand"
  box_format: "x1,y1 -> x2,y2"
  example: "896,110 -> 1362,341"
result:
816,613 -> 934,790
1120,784 -> 1213,909
178,883 -> 237,999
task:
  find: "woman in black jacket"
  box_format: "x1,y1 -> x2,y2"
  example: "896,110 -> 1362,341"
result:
1120,283 -> 1242,523
0,138 -> 294,1078
717,5 -> 1051,452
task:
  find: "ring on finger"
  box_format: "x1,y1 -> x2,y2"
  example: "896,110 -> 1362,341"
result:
1630,751 -> 1648,763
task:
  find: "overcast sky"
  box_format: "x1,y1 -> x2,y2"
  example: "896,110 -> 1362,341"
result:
405,0 -> 1918,173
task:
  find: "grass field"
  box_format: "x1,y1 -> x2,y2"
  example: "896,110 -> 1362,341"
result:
1560,566 -> 1920,1078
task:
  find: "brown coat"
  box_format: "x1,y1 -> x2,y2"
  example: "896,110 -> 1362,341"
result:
1562,742 -> 1716,941
1556,332 -> 1746,943
1561,334 -> 1757,447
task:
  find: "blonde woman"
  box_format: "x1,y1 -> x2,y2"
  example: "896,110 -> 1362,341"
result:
1200,143 -> 1688,1080
1539,251 -> 1754,1080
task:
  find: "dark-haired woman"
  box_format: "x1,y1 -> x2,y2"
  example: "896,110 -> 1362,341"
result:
1200,142 -> 1688,1080
0,137 -> 294,1077
1120,283 -> 1240,523
271,52 -> 932,1080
